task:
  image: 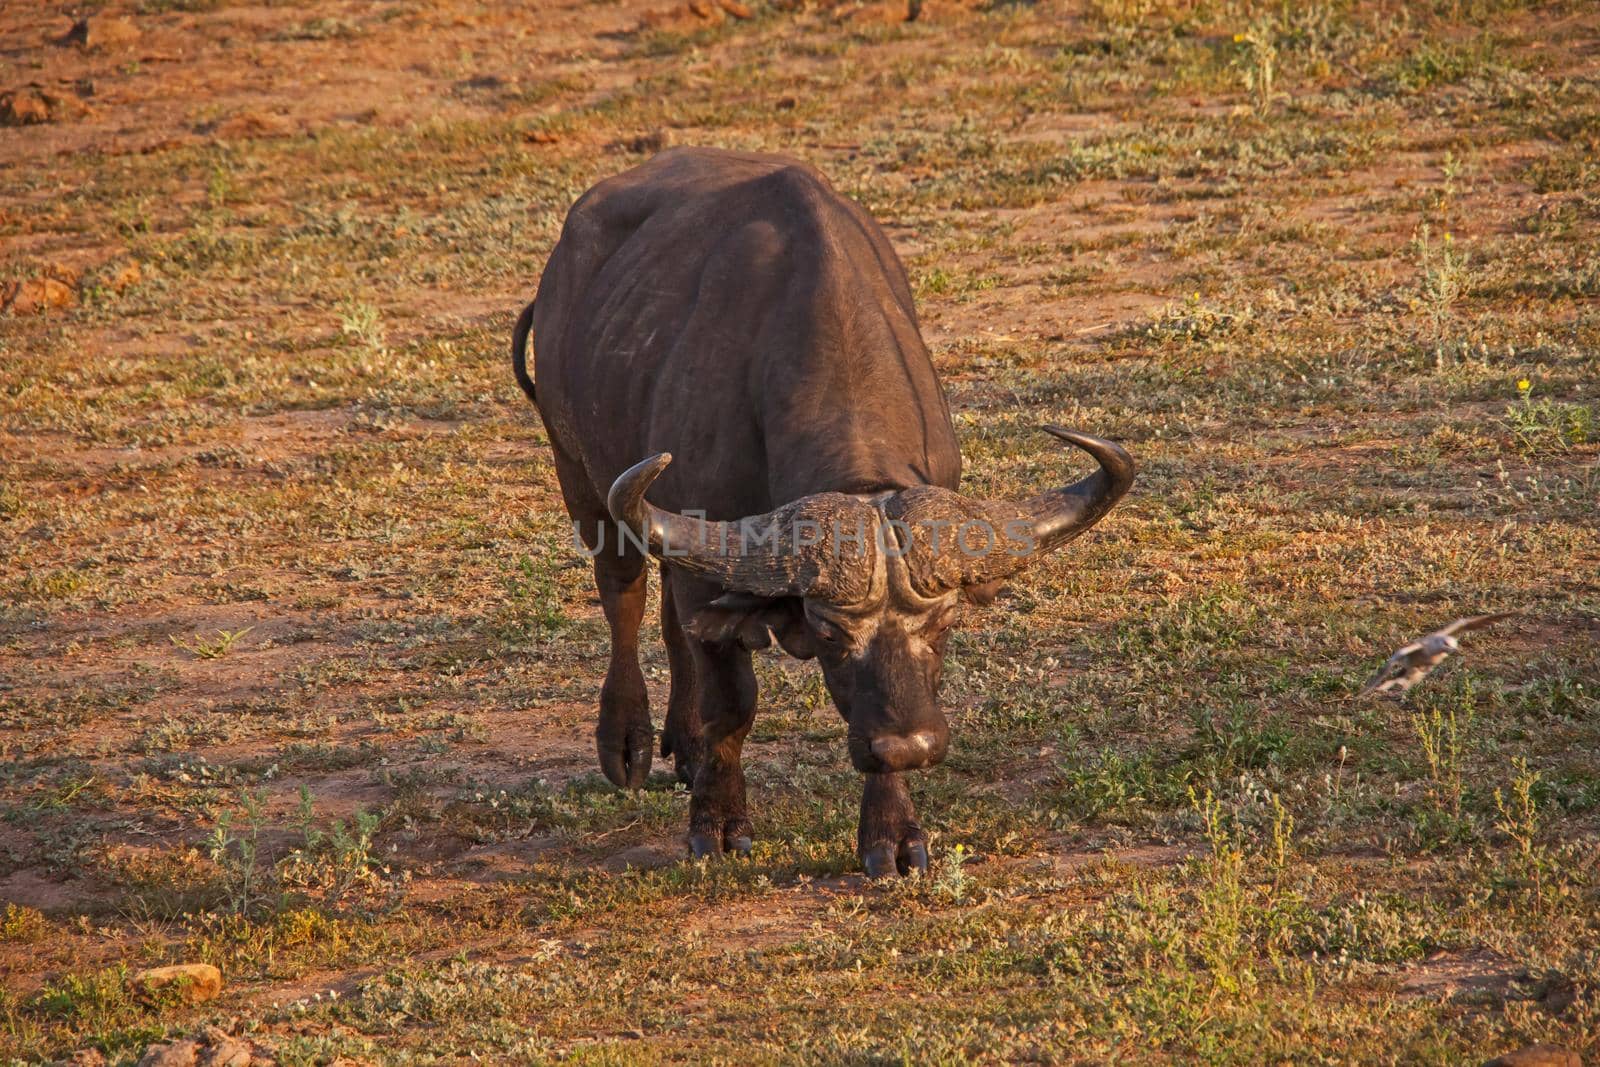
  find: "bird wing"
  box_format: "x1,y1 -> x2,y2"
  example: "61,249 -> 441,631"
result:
1358,641 -> 1424,696
1434,612 -> 1516,638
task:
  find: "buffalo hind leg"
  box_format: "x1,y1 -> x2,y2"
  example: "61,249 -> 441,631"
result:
859,773 -> 928,878
594,552 -> 653,789
659,566 -> 703,785
687,642 -> 757,858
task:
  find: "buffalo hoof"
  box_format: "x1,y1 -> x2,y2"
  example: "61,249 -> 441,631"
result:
688,823 -> 753,860
858,773 -> 928,878
689,831 -> 720,860
598,721 -> 653,791
861,835 -> 929,879
660,728 -> 700,787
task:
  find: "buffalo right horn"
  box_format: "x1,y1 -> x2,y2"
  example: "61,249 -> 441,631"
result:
606,454 -> 879,602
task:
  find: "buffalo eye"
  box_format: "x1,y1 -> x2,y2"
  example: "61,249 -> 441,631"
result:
811,619 -> 848,648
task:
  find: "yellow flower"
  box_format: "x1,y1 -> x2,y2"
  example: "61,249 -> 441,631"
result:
1234,33 -> 1245,42
1517,378 -> 1531,392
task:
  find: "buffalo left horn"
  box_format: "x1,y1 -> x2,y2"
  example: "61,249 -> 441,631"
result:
962,426 -> 1134,584
884,426 -> 1135,592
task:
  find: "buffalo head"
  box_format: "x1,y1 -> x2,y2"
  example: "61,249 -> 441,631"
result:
607,427 -> 1134,775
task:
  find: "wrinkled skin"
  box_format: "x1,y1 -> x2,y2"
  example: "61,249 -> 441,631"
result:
514,147 -> 1131,876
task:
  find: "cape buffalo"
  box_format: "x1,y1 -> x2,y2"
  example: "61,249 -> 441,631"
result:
512,146 -> 1134,877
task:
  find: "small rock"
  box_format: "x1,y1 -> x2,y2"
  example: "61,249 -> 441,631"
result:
195,1027 -> 252,1067
0,85 -> 89,125
2,277 -> 77,314
719,0 -> 754,17
55,1050 -> 107,1067
1,87 -> 52,126
132,963 -> 223,1006
135,1028 -> 256,1067
61,16 -> 143,50
1482,1045 -> 1583,1067
196,1045 -> 250,1067
109,262 -> 142,293
3,262 -> 83,313
686,0 -> 718,18
137,1039 -> 200,1067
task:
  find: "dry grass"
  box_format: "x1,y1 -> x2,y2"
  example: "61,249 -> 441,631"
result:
2,0 -> 1597,1062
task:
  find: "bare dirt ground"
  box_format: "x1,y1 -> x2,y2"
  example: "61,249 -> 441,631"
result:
2,0 -> 1598,1063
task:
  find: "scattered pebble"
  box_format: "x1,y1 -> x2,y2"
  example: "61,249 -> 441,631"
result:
2,277 -> 76,314
109,262 -> 143,293
54,1050 -> 107,1067
0,85 -> 88,127
60,15 -> 143,50
136,1026 -> 258,1067
132,963 -> 224,1006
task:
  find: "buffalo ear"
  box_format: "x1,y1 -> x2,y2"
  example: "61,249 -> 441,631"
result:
687,593 -> 774,650
765,603 -> 818,660
687,594 -> 815,658
962,580 -> 1003,606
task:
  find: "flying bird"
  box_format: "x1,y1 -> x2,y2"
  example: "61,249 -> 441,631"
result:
1359,613 -> 1516,698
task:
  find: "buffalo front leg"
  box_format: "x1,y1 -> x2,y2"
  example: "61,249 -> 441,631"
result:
687,641 -> 757,859
594,553 -> 653,789
658,565 -> 703,786
858,773 -> 929,878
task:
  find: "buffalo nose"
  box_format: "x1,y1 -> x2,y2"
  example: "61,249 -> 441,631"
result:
868,731 -> 944,772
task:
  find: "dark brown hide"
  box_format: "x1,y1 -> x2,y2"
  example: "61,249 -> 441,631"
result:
516,147 -> 1133,876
